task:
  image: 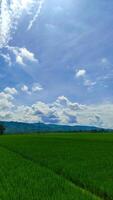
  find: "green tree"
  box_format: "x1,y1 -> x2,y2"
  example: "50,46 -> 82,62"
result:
0,124 -> 6,135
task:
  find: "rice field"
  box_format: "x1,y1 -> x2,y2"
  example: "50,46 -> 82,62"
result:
0,133 -> 112,199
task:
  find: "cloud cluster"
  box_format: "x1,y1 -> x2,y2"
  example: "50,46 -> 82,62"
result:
0,0 -> 44,48
0,88 -> 113,129
21,83 -> 43,95
1,46 -> 37,66
0,87 -> 17,111
4,87 -> 18,95
75,68 -> 97,88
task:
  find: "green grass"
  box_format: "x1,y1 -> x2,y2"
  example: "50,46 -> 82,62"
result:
0,146 -> 99,200
0,133 -> 113,199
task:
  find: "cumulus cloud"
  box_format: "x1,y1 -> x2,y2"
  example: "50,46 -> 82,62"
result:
13,105 -> 41,122
0,87 -> 17,111
75,68 -> 97,89
0,91 -> 113,129
21,83 -> 43,94
0,92 -> 14,110
21,85 -> 30,94
32,102 -> 50,115
0,0 -> 44,48
7,46 -> 37,65
32,83 -> 43,92
4,87 -> 18,95
76,69 -> 86,78
19,48 -> 37,62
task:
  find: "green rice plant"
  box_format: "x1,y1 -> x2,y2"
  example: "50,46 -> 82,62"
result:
0,133 -> 113,199
0,145 -> 99,200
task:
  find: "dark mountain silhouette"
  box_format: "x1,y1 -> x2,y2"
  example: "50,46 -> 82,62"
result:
0,121 -> 109,134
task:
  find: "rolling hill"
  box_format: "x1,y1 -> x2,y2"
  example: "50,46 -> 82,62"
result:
0,121 -> 107,134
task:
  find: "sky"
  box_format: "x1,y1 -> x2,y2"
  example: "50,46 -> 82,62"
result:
0,0 -> 113,128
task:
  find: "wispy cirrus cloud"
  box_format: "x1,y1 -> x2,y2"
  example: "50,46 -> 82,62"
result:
0,53 -> 12,66
0,0 -> 44,48
27,0 -> 44,30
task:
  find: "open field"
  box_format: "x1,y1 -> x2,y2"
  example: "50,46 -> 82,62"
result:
0,133 -> 113,199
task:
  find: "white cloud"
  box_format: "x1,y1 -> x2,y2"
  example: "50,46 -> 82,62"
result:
7,46 -> 37,65
20,48 -> 37,62
0,90 -> 16,111
84,79 -> 96,87
4,87 -> 18,95
21,83 -> 43,94
0,87 -> 17,111
75,68 -> 97,89
16,55 -> 25,65
21,85 -> 29,92
20,0 -> 33,10
32,102 -> 50,115
13,105 -> 40,122
0,0 -> 11,48
27,0 -> 44,30
0,0 -> 44,48
21,85 -> 32,95
76,69 -> 86,78
32,84 -> 43,92
0,91 -> 113,128
0,53 -> 12,66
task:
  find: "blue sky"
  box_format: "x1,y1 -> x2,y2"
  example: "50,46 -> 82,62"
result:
0,0 -> 113,128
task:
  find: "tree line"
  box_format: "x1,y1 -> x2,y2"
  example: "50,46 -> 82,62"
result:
0,124 -> 5,135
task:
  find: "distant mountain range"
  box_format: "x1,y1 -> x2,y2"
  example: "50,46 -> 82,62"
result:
0,121 -> 110,134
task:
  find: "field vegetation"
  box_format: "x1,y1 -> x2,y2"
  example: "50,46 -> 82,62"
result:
0,133 -> 112,199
